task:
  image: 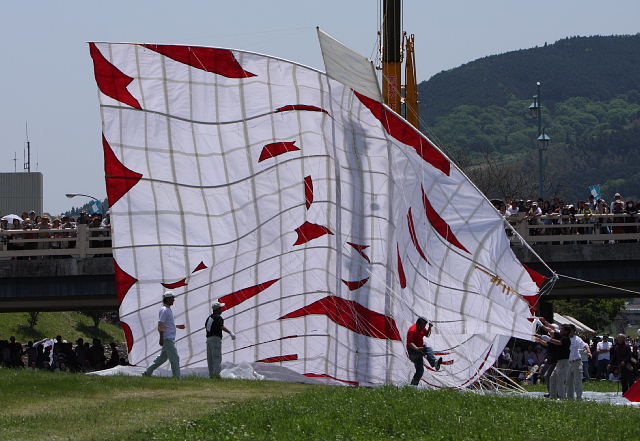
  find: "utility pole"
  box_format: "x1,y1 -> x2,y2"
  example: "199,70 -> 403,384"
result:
529,82 -> 550,199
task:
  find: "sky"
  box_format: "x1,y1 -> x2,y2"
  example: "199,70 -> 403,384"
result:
1,0 -> 639,215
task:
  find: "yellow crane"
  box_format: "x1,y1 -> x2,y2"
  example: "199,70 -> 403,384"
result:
381,0 -> 419,130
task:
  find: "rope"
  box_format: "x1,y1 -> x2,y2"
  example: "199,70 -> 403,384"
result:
557,273 -> 640,296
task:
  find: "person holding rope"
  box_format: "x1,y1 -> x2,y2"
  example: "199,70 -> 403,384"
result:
407,317 -> 442,385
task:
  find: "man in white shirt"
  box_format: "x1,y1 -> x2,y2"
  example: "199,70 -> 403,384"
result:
143,291 -> 185,378
596,333 -> 612,380
566,325 -> 591,400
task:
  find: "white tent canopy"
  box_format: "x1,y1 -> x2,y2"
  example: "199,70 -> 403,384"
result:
553,313 -> 595,334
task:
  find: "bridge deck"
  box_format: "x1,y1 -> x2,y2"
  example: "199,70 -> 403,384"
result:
2,216 -> 640,312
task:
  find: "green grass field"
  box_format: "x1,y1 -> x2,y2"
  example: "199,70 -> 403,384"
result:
0,311 -> 124,343
1,369 -> 637,441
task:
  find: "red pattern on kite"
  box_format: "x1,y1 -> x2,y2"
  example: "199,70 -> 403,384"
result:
143,44 -> 256,78
114,260 -> 138,306
304,176 -> 314,210
303,373 -> 359,386
256,354 -> 298,363
347,242 -> 370,263
279,296 -> 401,341
89,43 -> 141,110
397,244 -> 407,289
258,141 -> 300,162
623,379 -> 640,402
522,265 -> 546,313
192,261 -> 208,273
103,135 -> 143,205
161,279 -> 188,289
293,221 -> 334,246
341,278 -> 369,291
354,91 -> 450,175
524,264 -> 548,288
421,187 -> 469,253
218,279 -> 279,311
407,207 -> 429,263
459,345 -> 493,388
121,321 -> 134,353
276,104 -> 329,115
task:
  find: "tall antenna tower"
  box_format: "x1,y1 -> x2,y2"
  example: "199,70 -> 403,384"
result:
23,122 -> 31,173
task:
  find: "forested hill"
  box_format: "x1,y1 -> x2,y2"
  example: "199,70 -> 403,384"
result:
420,34 -> 640,125
415,34 -> 640,203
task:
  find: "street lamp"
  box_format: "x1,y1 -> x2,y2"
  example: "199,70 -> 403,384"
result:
529,82 -> 551,199
66,193 -> 104,214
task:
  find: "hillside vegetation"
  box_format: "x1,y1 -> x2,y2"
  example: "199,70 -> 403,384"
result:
417,35 -> 640,202
0,311 -> 123,343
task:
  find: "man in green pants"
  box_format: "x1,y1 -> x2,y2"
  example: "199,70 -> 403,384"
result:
143,291 -> 185,378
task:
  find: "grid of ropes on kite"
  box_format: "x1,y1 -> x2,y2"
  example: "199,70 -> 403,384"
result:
89,40 -> 554,388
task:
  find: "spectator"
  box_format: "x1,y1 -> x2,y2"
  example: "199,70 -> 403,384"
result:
611,333 -> 634,394
596,334 -> 612,380
624,200 -> 637,240
26,341 -> 38,368
610,193 -> 623,213
525,202 -> 542,236
8,336 -> 23,367
1,340 -> 11,367
75,338 -> 88,371
89,338 -> 106,371
106,342 -> 120,368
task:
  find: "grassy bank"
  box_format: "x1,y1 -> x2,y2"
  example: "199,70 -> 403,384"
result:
0,311 -> 124,342
135,386 -> 640,441
0,369 -> 316,441
1,369 -> 637,441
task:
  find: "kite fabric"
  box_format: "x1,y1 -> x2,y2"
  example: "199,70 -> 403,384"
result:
89,42 -> 548,388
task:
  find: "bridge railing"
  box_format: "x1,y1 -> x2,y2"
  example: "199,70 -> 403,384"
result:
508,213 -> 640,245
1,213 -> 639,258
0,225 -> 112,259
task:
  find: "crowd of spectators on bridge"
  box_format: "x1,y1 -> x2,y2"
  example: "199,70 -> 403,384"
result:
493,191 -> 640,241
0,209 -> 110,255
497,323 -> 640,398
0,334 -> 126,372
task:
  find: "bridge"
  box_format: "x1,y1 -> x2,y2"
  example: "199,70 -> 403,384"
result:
1,213 -> 640,312
0,226 -> 116,312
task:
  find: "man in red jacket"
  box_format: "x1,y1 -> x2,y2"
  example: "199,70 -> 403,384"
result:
407,317 -> 442,385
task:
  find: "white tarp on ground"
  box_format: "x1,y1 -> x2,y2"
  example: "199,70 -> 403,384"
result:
89,41 -> 550,388
89,365 -> 640,407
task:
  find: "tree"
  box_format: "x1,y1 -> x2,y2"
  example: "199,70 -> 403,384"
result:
552,298 -> 625,332
27,312 -> 40,329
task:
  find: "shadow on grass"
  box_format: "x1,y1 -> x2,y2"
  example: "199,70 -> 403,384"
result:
15,325 -> 45,340
75,323 -> 116,341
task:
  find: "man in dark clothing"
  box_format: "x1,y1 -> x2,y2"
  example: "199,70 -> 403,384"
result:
611,334 -> 634,393
205,302 -> 235,378
536,323 -> 571,399
107,342 -> 120,368
8,336 -> 23,367
406,317 -> 442,386
535,318 -> 560,394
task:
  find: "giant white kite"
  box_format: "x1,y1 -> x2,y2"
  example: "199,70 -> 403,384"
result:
89,32 -> 553,388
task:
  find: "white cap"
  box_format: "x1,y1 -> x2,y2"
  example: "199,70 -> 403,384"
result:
162,290 -> 175,299
211,301 -> 225,310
